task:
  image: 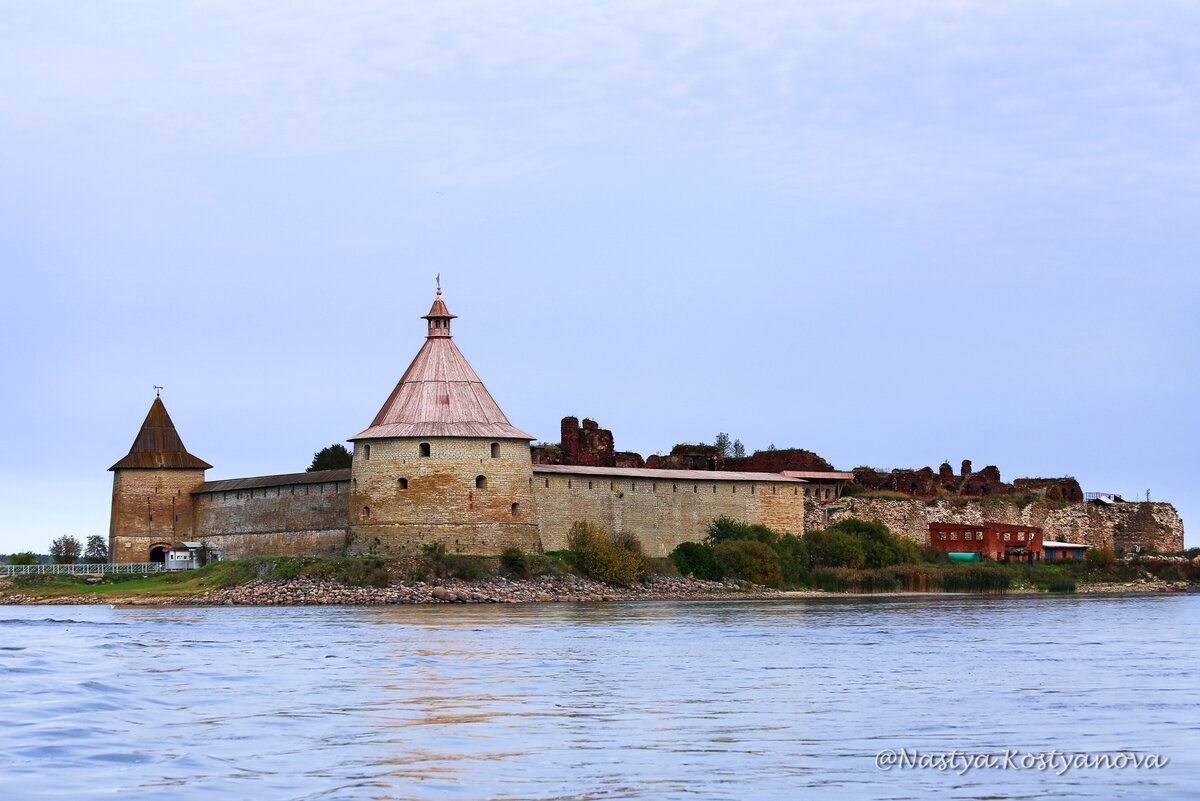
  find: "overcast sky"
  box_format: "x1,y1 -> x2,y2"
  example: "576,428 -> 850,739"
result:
2,1 -> 1196,552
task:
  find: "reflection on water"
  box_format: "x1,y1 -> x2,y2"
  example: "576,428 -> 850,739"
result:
0,595 -> 1196,800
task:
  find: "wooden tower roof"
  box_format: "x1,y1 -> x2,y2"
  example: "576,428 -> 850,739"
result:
110,396 -> 213,471
350,289 -> 534,441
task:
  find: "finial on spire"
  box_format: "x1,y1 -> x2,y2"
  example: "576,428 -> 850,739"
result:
154,385 -> 163,398
436,273 -> 441,294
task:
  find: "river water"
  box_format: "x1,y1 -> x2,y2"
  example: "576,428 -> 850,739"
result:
1,594 -> 1196,800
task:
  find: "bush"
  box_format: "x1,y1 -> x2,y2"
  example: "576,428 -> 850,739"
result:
444,555 -> 485,581
705,517 -> 779,547
421,542 -> 447,563
500,547 -> 528,577
940,566 -> 1010,593
1086,547 -> 1117,570
1045,579 -> 1077,593
670,542 -> 724,581
6,552 -> 38,566
775,534 -> 808,587
713,540 -> 783,587
856,570 -> 901,593
567,521 -> 648,587
804,529 -> 866,569
808,568 -> 853,593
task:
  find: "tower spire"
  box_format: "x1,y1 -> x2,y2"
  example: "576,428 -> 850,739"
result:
422,280 -> 457,338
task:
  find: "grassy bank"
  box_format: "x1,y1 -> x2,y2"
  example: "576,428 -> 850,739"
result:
2,549 -> 1192,603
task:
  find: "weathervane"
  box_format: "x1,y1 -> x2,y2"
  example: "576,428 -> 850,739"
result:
436,273 -> 441,292
153,385 -> 163,398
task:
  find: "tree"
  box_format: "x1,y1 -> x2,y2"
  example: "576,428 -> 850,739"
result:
83,536 -> 108,564
308,443 -> 352,472
732,439 -> 746,458
7,552 -> 38,566
714,432 -> 732,458
49,535 -> 82,565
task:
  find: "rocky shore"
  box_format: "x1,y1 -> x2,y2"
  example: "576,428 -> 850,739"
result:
0,574 -> 796,606
1,572 -> 1191,606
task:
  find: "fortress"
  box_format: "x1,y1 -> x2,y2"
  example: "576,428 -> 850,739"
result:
108,288 -> 808,564
107,287 -> 1184,564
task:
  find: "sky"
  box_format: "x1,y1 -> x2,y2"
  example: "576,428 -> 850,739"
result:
1,1 -> 1196,552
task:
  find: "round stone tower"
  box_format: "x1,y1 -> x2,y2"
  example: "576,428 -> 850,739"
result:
108,395 -> 212,564
347,287 -> 541,555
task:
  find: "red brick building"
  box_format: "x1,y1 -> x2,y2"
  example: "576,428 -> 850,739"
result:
928,522 -> 1044,562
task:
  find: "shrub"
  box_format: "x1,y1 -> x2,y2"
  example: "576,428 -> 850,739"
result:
1045,579 -> 1077,593
804,529 -> 865,569
444,555 -> 485,581
808,568 -> 853,593
421,542 -> 447,563
7,552 -> 38,566
713,540 -> 783,587
1086,547 -> 1117,570
856,570 -> 900,593
705,517 -> 779,546
670,542 -> 724,581
940,566 -> 1010,593
500,547 -> 528,577
775,533 -> 808,587
567,521 -> 648,587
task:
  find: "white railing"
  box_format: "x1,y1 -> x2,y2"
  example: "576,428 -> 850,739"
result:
0,562 -> 165,576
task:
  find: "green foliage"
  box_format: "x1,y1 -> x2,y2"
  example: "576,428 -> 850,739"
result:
49,535 -> 82,565
307,444 -> 352,472
939,566 -> 1011,592
246,557 -> 391,588
566,521 -> 649,586
808,568 -> 853,592
732,439 -> 745,458
705,516 -> 777,546
421,542 -> 447,563
804,529 -> 866,569
83,536 -> 108,564
7,551 -> 39,566
713,540 -> 783,587
775,534 -> 808,586
714,432 -> 732,458
444,555 -> 485,581
500,547 -> 528,577
1046,579 -> 1077,592
669,542 -> 724,581
1087,547 -> 1117,570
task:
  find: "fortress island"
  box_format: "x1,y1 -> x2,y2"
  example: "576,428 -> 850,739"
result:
106,288 -> 1184,565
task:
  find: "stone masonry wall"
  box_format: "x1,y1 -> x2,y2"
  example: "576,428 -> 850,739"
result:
812,497 -> 1184,551
110,469 -> 206,564
193,478 -> 351,559
533,473 -> 806,557
349,437 -> 541,556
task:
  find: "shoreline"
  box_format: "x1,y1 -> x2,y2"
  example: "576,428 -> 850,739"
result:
1,574 -> 1192,607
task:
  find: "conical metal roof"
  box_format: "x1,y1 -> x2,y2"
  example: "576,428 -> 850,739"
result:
350,292 -> 533,441
109,397 -> 213,470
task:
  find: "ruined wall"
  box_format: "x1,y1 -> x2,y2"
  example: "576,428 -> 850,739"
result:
349,437 -> 541,556
193,478 -> 351,559
109,468 -> 206,564
533,472 -> 806,557
812,497 -> 1184,551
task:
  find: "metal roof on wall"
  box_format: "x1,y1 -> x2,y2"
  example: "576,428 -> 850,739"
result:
194,469 -> 351,494
533,464 -> 805,483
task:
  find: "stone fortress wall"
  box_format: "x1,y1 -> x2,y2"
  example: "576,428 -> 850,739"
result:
532,468 -> 807,557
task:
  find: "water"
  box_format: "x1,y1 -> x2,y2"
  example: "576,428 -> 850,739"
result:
0,594 -> 1196,800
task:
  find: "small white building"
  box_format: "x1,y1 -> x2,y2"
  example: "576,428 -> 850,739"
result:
162,542 -> 221,571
